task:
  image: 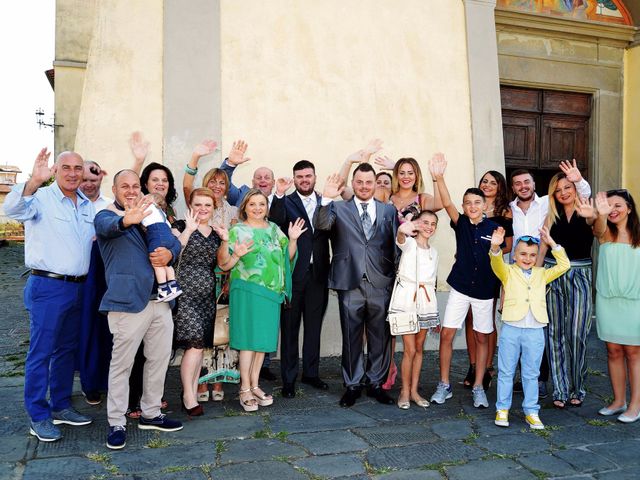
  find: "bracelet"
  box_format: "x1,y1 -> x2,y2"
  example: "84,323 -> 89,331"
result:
184,164 -> 198,176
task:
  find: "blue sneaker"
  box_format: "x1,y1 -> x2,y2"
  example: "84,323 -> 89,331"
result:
430,382 -> 453,404
29,418 -> 62,442
138,413 -> 183,432
106,425 -> 126,450
52,407 -> 93,426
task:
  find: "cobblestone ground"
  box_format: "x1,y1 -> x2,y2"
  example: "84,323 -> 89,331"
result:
0,242 -> 638,479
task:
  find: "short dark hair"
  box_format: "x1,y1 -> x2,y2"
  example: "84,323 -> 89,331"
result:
353,163 -> 376,177
293,160 -> 315,173
140,162 -> 177,206
463,187 -> 485,200
510,169 -> 532,185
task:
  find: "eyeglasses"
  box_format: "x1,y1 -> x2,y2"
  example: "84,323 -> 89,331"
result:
516,235 -> 540,245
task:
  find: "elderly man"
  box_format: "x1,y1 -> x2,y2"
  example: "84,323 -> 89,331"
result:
77,160 -> 113,406
5,149 -> 95,442
95,169 -> 183,450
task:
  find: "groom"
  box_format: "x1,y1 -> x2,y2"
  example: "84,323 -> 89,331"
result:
315,163 -> 399,407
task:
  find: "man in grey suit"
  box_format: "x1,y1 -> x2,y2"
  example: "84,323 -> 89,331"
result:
316,163 -> 399,407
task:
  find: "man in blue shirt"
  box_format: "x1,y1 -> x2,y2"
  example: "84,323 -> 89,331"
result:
5,148 -> 95,442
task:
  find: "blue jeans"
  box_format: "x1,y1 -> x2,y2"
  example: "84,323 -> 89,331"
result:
24,276 -> 83,421
496,323 -> 545,415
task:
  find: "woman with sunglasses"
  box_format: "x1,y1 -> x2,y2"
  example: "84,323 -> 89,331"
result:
593,189 -> 640,423
539,172 -> 595,408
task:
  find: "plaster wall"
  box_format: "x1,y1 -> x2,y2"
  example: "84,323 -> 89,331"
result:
73,0 -> 164,179
623,45 -> 640,198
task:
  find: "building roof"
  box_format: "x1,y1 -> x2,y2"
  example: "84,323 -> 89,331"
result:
0,166 -> 21,173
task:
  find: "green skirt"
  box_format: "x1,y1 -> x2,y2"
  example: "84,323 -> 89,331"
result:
229,279 -> 283,352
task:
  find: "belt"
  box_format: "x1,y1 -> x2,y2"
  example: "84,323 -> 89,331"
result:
31,269 -> 87,283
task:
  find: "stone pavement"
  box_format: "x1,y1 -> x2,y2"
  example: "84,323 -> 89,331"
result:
0,241 -> 639,480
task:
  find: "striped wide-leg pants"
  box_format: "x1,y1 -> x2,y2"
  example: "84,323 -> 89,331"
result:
545,259 -> 593,402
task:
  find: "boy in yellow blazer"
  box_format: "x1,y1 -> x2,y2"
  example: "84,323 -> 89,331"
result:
490,226 -> 569,430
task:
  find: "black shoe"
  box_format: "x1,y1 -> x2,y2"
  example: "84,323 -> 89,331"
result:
463,364 -> 475,389
260,367 -> 277,381
339,387 -> 362,408
301,376 -> 329,390
482,369 -> 492,391
83,391 -> 102,406
513,381 -> 523,393
282,383 -> 296,399
367,386 -> 395,405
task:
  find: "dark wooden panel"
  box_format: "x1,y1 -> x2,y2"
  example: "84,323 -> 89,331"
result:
541,116 -> 588,174
543,91 -> 591,116
500,86 -> 542,113
502,112 -> 539,168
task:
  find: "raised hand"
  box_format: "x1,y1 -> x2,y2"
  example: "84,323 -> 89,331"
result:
575,196 -> 596,219
374,155 -> 395,170
276,177 -> 294,196
123,196 -> 151,227
193,140 -> 218,159
491,226 -> 505,248
429,152 -> 447,179
211,223 -> 229,241
539,225 -> 556,248
129,131 -> 150,161
228,140 -> 250,166
322,173 -> 346,198
363,138 -> 383,156
30,148 -> 54,186
595,191 -> 613,216
288,218 -> 308,240
233,239 -> 254,258
345,149 -> 367,164
184,208 -> 199,232
559,159 -> 583,184
398,218 -> 419,237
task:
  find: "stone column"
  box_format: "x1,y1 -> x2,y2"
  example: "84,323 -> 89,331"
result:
462,0 -> 505,179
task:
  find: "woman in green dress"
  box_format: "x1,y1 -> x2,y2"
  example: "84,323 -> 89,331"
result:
593,189 -> 640,423
217,189 -> 305,412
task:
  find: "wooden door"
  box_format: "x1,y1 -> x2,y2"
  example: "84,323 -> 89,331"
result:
501,86 -> 591,195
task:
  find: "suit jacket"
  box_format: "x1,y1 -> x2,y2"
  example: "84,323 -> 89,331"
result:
220,159 -> 249,207
490,247 -> 570,324
316,198 -> 399,291
95,209 -> 182,314
269,192 -> 330,284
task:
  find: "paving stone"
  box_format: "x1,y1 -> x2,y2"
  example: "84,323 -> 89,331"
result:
0,463 -> 19,479
267,390 -> 336,412
516,452 -> 578,476
353,424 -> 435,448
445,458 -> 536,479
211,460 -> 307,479
587,440 -> 640,467
220,437 -> 307,464
288,430 -> 369,454
150,469 -> 208,479
269,407 -> 378,434
553,447 -> 618,472
367,440 -> 483,470
169,415 -> 266,443
375,469 -> 443,479
23,456 -> 106,479
294,453 -> 365,477
430,419 -> 473,440
479,432 -> 551,455
474,413 -> 523,436
595,467 -> 640,479
351,400 -> 437,424
549,424 -> 629,448
110,442 -> 217,473
0,434 -> 28,462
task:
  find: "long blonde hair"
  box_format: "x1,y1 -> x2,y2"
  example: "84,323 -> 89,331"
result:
546,172 -> 576,227
391,158 -> 424,195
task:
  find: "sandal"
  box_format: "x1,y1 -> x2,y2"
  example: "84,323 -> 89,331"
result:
482,369 -> 492,391
553,400 -> 566,409
125,407 -> 142,419
569,398 -> 583,408
463,364 -> 475,389
239,388 -> 258,412
211,390 -> 225,402
197,385 -> 210,402
250,386 -> 274,406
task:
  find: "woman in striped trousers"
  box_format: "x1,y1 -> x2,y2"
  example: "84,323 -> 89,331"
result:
541,172 -> 595,408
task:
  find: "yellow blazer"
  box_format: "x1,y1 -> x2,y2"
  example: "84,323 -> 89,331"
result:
489,247 -> 570,324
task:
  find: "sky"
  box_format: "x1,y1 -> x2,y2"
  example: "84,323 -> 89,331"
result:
0,1 -> 55,182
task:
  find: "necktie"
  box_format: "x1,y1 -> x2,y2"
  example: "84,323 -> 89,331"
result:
304,196 -> 315,231
361,202 -> 372,240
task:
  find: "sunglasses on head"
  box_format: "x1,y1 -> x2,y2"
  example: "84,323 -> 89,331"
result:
606,189 -> 631,202
516,235 -> 540,245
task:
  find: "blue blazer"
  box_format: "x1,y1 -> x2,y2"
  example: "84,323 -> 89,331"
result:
95,209 -> 182,314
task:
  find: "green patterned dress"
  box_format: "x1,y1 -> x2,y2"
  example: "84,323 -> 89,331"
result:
228,222 -> 295,351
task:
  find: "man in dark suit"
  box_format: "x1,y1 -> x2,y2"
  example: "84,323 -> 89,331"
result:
316,163 -> 399,407
95,169 -> 183,450
270,160 -> 331,398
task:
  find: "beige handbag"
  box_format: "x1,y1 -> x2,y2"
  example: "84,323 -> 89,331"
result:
213,304 -> 230,346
